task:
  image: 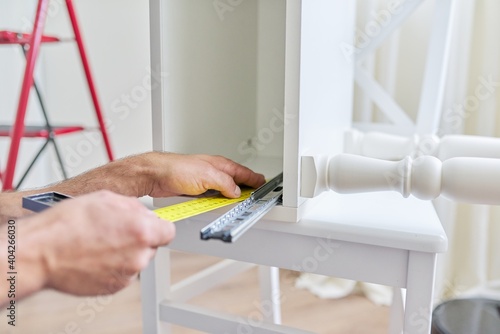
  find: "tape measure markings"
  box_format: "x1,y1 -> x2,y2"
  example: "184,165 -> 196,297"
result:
154,188 -> 253,222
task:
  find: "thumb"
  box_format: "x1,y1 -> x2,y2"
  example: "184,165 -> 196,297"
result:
147,213 -> 176,247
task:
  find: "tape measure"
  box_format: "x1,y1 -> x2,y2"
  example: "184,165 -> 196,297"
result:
22,189 -> 253,222
153,188 -> 254,222
22,185 -> 262,228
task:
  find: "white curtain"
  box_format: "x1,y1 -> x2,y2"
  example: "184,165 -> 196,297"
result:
436,0 -> 500,301
298,0 -> 500,304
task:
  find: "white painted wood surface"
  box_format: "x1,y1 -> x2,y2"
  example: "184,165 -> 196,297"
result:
146,1 -> 448,333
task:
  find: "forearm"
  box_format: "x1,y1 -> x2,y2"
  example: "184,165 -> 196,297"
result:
45,154 -> 152,198
0,153 -> 154,220
0,151 -> 265,220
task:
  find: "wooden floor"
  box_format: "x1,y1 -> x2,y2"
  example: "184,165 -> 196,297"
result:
0,251 -> 389,334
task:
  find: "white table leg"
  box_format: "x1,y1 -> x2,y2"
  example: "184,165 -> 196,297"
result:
141,247 -> 172,334
258,266 -> 282,324
403,251 -> 437,334
388,287 -> 404,334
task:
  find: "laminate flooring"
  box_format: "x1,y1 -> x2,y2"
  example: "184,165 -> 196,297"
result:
0,251 -> 389,334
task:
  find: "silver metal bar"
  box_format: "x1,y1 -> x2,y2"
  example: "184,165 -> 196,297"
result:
200,173 -> 283,243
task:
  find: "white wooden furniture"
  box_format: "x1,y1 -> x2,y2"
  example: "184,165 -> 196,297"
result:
142,192 -> 447,333
142,0 -> 452,333
148,0 -> 354,219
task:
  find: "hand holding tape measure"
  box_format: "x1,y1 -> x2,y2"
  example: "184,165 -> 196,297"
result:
22,172 -> 283,243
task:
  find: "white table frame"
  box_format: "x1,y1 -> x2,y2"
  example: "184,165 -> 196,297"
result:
141,192 -> 447,334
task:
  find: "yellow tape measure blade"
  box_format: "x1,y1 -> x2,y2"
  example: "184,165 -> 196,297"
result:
154,188 -> 253,222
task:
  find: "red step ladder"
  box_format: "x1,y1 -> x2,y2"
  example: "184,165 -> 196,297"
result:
0,0 -> 114,190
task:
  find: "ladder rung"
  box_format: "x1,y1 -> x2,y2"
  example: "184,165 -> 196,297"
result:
0,30 -> 60,45
0,125 -> 84,138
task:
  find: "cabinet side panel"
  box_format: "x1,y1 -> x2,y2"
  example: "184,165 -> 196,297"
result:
283,0 -> 356,208
283,0 -> 303,208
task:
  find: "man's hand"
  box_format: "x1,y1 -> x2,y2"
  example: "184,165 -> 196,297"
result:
141,152 -> 266,198
49,152 -> 266,199
14,190 -> 175,298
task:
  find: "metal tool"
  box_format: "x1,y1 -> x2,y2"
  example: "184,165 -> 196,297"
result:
22,191 -> 72,212
200,172 -> 283,243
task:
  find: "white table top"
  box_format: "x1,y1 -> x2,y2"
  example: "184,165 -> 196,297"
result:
293,191 -> 447,253
168,190 -> 448,254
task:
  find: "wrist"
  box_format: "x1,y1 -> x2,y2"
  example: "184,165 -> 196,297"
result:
20,216 -> 50,294
0,192 -> 33,220
135,151 -> 166,197
0,218 -> 48,304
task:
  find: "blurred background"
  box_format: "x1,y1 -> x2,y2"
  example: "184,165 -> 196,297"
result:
1,0 -> 500,333
351,0 -> 500,303
0,0 -> 152,189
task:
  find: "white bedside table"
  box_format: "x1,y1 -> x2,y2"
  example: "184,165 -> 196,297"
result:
141,191 -> 447,334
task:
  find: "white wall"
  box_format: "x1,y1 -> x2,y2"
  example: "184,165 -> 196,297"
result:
1,0 -> 153,189
44,0 -> 153,180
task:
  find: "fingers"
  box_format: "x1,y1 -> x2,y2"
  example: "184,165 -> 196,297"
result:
208,169 -> 242,198
199,155 -> 266,189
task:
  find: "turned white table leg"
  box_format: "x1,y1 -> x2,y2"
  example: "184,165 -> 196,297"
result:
302,153 -> 500,205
